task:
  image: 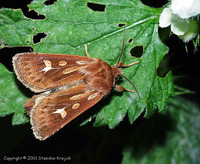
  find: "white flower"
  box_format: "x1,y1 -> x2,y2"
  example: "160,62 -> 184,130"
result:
159,1 -> 199,42
159,8 -> 173,28
171,0 -> 200,18
179,20 -> 199,42
159,8 -> 190,35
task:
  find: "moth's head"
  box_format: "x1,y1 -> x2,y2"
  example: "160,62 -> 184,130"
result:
112,66 -> 123,79
112,64 -> 141,101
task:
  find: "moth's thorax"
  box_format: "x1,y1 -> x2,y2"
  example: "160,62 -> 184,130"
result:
83,58 -> 114,94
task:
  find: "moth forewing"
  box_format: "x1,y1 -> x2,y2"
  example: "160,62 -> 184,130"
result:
12,53 -> 94,92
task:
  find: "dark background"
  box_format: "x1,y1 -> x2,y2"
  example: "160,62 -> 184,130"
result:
0,0 -> 199,163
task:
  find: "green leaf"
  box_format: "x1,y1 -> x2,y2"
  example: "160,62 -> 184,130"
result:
0,0 -> 174,126
122,97 -> 200,164
0,64 -> 29,124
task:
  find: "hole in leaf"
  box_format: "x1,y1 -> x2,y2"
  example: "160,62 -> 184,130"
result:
27,41 -> 30,44
33,32 -> 47,44
44,0 -> 57,5
128,38 -> 133,44
87,2 -> 106,12
33,27 -> 36,31
118,23 -> 126,27
24,9 -> 46,19
130,46 -> 143,58
0,47 -> 33,71
141,0 -> 168,8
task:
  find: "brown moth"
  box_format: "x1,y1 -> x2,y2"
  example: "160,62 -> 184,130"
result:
13,26 -> 140,140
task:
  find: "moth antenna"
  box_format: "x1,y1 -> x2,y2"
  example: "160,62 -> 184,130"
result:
116,24 -> 126,67
120,74 -> 141,101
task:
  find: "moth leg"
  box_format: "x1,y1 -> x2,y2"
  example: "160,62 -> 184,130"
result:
114,85 -> 135,93
84,44 -> 91,58
114,61 -> 139,68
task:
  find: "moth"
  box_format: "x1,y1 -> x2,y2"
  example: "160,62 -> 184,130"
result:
13,26 -> 140,140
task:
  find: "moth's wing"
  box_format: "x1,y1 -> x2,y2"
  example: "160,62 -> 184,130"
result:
13,53 -> 94,92
29,84 -> 105,140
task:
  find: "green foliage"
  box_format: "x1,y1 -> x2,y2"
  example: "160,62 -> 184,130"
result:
122,97 -> 200,164
0,0 -> 173,127
0,64 -> 29,124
